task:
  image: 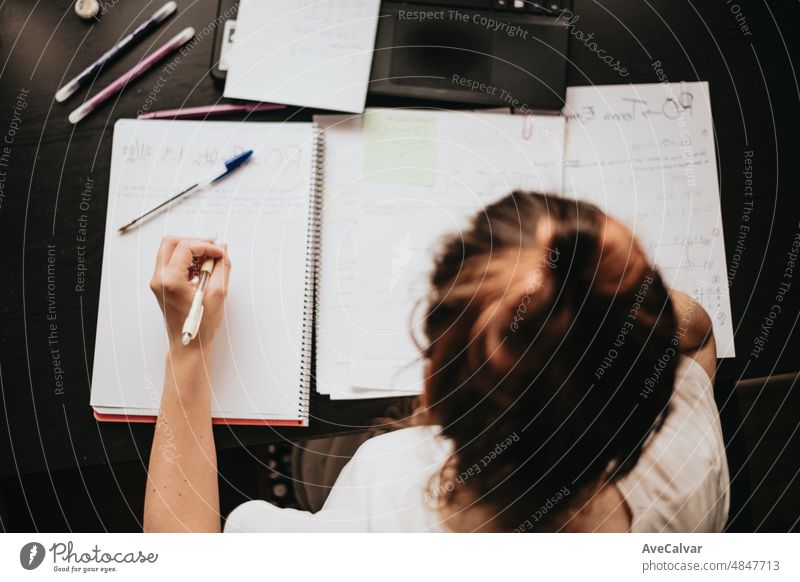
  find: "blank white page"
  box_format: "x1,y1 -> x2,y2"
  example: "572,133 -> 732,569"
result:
563,82 -> 735,357
91,119 -> 316,421
223,0 -> 381,113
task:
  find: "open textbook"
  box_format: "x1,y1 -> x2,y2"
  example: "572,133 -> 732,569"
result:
91,82 -> 734,418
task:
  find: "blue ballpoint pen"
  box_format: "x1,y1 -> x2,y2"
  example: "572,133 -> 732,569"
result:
117,149 -> 253,233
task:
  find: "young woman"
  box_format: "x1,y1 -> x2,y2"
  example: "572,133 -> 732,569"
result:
143,192 -> 730,533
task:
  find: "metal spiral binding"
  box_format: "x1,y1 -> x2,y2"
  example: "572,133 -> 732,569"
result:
298,123 -> 324,425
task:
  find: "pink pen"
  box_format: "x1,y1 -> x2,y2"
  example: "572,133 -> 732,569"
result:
68,27 -> 195,124
137,102 -> 286,120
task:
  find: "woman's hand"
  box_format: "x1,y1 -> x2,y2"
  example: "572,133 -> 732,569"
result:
149,236 -> 231,350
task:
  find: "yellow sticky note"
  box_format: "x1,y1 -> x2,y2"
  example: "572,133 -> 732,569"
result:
363,112 -> 437,187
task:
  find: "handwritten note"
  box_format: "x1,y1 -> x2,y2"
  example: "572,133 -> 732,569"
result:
563,82 -> 735,357
224,0 -> 382,113
91,119 -> 316,421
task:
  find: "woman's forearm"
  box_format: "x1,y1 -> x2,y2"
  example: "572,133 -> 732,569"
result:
143,345 -> 220,532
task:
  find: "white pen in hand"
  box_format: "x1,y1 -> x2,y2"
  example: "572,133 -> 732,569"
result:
181,257 -> 216,345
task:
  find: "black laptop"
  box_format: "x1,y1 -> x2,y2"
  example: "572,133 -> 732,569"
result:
369,1 -> 572,109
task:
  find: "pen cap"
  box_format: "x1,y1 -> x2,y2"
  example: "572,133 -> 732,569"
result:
224,150 -> 253,172
156,1 -> 179,20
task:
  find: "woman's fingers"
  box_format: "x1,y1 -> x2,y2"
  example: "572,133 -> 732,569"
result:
155,236 -> 179,273
206,244 -> 231,299
155,236 -> 216,271
151,237 -> 225,298
165,239 -> 225,280
149,237 -> 229,345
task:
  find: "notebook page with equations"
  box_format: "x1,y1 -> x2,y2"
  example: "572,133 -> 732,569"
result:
90,119 -> 318,425
562,82 -> 735,357
314,110 -> 566,395
223,0 -> 381,113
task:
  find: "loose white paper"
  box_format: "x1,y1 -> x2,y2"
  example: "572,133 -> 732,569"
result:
563,82 -> 735,357
224,0 -> 382,113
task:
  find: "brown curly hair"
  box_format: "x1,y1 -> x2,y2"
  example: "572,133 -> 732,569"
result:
421,191 -> 678,531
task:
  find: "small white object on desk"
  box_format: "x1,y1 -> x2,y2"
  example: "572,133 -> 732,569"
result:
74,0 -> 101,20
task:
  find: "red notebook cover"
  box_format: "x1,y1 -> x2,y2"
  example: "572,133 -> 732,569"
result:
93,410 -> 305,427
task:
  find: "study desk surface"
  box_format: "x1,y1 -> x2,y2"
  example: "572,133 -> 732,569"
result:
1,0 -> 799,475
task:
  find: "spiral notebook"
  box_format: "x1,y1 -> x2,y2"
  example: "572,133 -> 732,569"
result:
91,119 -> 322,426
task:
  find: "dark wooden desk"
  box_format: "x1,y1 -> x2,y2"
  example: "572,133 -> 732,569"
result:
1,0 -> 798,478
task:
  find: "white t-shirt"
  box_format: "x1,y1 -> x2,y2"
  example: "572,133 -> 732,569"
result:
225,356 -> 730,533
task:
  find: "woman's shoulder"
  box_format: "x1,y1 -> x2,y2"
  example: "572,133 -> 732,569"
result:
617,355 -> 730,532
347,425 -> 452,477
355,425 -> 448,453
225,426 -> 451,533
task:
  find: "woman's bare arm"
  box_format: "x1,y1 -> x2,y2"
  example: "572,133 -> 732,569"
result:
670,289 -> 716,382
143,237 -> 231,532
144,346 -> 220,532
